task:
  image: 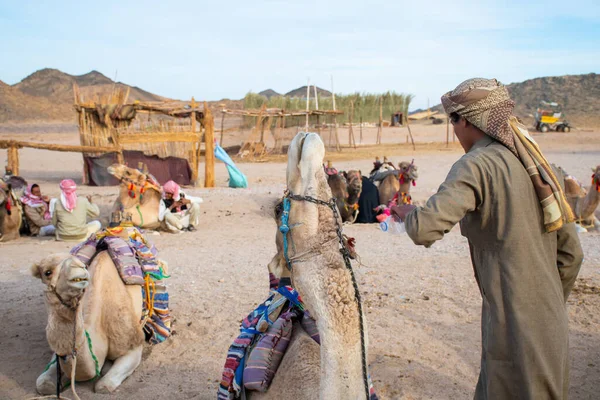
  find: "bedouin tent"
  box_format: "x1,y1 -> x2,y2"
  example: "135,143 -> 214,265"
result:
215,144 -> 248,188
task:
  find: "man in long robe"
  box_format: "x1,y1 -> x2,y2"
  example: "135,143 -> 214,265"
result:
392,78 -> 583,399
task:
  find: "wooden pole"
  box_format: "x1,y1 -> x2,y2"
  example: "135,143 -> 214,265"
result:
204,102 -> 215,188
7,145 -> 19,176
360,117 -> 363,144
305,79 -> 310,129
349,100 -> 357,148
332,87 -> 340,151
405,116 -> 416,151
316,115 -> 321,136
190,97 -> 199,184
0,140 -> 119,153
314,85 -> 319,110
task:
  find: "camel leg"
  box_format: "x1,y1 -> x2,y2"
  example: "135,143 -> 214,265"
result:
94,346 -> 142,394
36,354 -> 70,395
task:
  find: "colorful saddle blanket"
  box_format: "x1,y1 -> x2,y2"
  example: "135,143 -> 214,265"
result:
218,273 -> 378,400
70,226 -> 171,344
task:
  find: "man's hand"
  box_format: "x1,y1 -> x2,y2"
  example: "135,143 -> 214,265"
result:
390,204 -> 416,222
42,195 -> 50,203
86,195 -> 93,203
180,198 -> 191,205
169,200 -> 182,210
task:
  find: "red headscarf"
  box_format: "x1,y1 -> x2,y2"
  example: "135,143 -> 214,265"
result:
59,179 -> 78,212
21,184 -> 51,219
162,180 -> 181,201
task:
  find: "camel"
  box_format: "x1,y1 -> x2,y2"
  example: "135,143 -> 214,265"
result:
564,165 -> 600,231
248,132 -> 372,399
327,168 -> 363,223
107,164 -> 163,230
32,252 -> 145,395
0,179 -> 23,242
376,160 -> 418,207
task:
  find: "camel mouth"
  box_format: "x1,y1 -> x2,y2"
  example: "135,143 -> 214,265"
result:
69,277 -> 87,283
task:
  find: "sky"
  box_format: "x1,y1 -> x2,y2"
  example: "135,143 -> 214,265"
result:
1,0 -> 599,110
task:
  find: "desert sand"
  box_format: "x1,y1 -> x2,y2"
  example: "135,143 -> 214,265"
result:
1,126 -> 599,400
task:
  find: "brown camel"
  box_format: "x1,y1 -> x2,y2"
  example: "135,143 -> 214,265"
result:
250,132 -> 372,399
107,164 -> 163,230
377,160 -> 418,207
327,168 -> 363,223
32,253 -> 145,394
0,179 -> 23,242
564,165 -> 600,231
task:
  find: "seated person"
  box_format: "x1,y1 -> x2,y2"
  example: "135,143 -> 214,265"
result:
159,180 -> 202,233
21,184 -> 55,236
51,179 -> 101,241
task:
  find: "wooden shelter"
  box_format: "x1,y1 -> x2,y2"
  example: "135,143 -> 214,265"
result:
73,85 -> 214,187
220,107 -> 344,158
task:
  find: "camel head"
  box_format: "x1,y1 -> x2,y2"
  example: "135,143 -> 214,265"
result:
31,254 -> 89,310
398,160 -> 418,187
107,163 -> 161,208
343,170 -> 363,204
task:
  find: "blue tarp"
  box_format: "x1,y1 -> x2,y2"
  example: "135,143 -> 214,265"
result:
214,144 -> 248,188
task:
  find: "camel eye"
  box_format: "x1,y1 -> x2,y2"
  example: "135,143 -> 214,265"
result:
44,270 -> 52,277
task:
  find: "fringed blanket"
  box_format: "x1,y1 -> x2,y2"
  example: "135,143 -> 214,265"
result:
218,273 -> 378,400
70,226 -> 171,344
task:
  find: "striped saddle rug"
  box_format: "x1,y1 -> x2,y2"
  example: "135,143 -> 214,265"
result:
218,273 -> 378,400
70,226 -> 171,344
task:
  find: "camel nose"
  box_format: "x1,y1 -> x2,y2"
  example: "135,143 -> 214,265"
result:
65,258 -> 90,288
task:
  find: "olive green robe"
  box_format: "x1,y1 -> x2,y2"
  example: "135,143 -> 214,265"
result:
405,136 -> 583,400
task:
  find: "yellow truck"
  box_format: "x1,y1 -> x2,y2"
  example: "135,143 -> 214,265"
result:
534,101 -> 571,132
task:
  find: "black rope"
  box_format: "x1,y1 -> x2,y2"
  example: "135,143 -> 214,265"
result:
286,192 -> 370,400
55,353 -> 62,398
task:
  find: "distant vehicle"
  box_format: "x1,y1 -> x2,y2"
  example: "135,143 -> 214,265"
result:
534,101 -> 571,132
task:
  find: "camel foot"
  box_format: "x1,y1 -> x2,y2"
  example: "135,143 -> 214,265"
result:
95,379 -> 118,394
94,347 -> 142,393
36,375 -> 56,395
36,357 -> 69,395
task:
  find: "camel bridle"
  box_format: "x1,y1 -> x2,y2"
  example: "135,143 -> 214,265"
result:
279,190 -> 371,400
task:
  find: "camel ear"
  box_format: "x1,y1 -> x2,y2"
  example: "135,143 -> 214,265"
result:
31,262 -> 42,279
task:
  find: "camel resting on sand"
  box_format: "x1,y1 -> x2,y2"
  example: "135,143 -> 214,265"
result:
375,160 -> 418,207
107,164 -> 163,230
233,132 -> 374,399
0,179 -> 24,242
327,167 -> 363,223
32,253 -> 145,394
563,165 -> 600,232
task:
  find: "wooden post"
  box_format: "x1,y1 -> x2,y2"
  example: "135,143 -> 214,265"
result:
305,79 -> 310,129
190,97 -> 199,184
446,116 -> 450,148
260,118 -> 267,144
360,117 -> 363,144
349,100 -> 357,148
316,115 -> 321,135
334,116 -> 341,152
204,102 -> 215,188
406,116 -> 416,151
7,145 -> 19,176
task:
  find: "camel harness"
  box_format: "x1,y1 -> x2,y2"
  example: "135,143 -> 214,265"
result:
279,190 -> 371,400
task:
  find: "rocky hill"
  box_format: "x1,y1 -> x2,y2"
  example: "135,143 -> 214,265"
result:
426,73 -> 599,128
0,68 -> 165,123
285,85 -> 332,98
258,89 -> 281,99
